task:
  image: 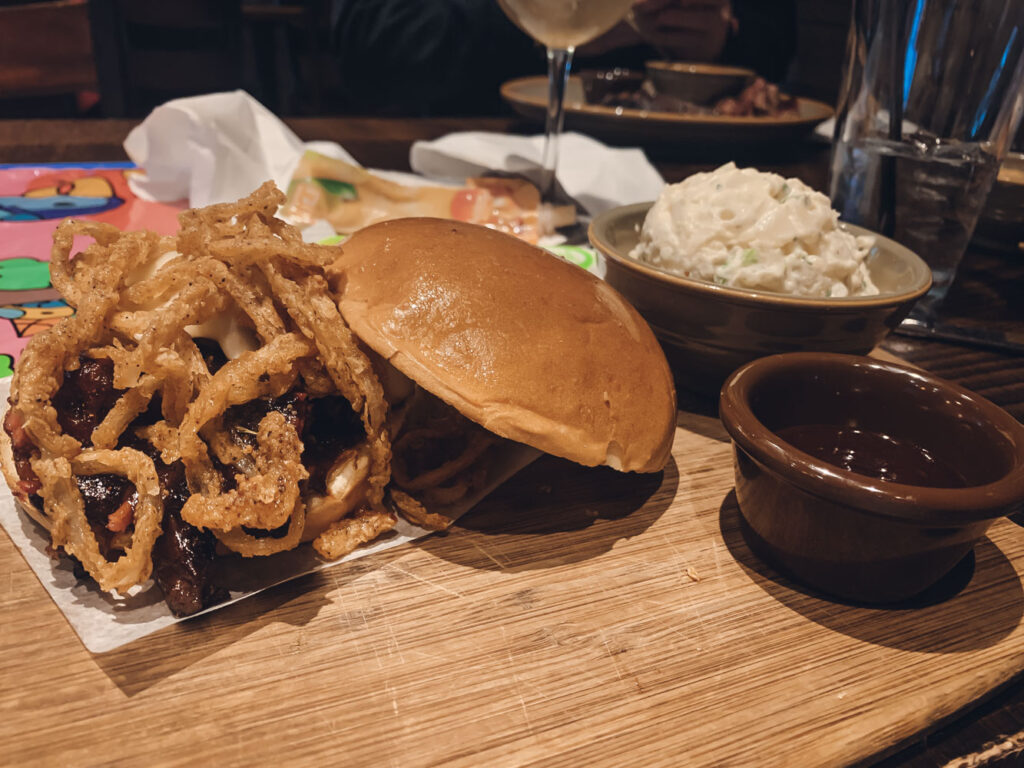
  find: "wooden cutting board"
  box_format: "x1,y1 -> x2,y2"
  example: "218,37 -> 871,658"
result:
1,406 -> 1023,767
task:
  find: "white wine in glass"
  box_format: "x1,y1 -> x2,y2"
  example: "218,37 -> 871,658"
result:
497,0 -> 636,200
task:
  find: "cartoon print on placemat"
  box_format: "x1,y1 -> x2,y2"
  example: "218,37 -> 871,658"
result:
0,256 -> 59,305
0,257 -> 51,291
0,166 -> 182,241
0,174 -> 124,221
0,163 -> 185,375
0,300 -> 74,337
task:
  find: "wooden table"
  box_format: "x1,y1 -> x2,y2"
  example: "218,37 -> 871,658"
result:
1,118 -> 1023,767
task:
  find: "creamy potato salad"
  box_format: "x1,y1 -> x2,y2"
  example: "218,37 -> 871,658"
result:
630,163 -> 878,298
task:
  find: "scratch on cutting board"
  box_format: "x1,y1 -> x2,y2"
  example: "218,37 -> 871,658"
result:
370,640 -> 389,671
327,568 -> 345,591
377,681 -> 400,717
325,715 -> 341,735
711,539 -> 723,572
353,599 -> 394,672
662,534 -> 702,585
599,630 -> 626,683
385,563 -> 467,599
603,552 -> 660,584
500,626 -> 536,736
381,611 -> 407,665
390,684 -> 400,717
374,652 -> 397,712
407,648 -> 454,664
342,617 -> 379,671
370,578 -> 409,664
518,677 -> 555,706
634,599 -> 699,646
660,534 -> 689,585
342,583 -> 374,631
470,540 -> 508,569
693,601 -> 710,639
267,634 -> 290,661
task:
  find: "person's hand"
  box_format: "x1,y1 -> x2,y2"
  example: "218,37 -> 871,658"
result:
629,0 -> 736,61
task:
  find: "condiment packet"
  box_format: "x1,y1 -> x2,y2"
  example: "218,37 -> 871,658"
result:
282,151 -> 576,244
0,379 -> 538,653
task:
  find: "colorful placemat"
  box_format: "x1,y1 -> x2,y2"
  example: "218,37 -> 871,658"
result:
0,163 -> 184,376
0,167 -> 600,378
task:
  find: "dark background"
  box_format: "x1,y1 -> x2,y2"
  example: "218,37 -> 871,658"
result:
0,0 -> 853,118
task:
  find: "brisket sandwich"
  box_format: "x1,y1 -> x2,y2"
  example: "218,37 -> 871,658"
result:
1,183 -> 676,617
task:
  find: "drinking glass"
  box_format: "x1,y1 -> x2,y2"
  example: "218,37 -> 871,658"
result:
497,0 -> 636,200
829,0 -> 1024,326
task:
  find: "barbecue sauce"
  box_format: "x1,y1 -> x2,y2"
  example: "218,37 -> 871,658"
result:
776,424 -> 970,488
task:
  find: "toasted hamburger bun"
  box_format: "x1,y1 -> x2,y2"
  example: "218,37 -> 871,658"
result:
330,218 -> 676,473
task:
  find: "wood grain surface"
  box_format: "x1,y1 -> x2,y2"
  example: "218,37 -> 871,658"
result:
2,406 -> 1023,767
1,118 -> 1023,766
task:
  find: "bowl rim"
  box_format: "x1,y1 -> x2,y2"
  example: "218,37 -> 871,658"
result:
645,61 -> 756,79
588,201 -> 933,309
719,351 -> 1024,523
501,76 -> 835,127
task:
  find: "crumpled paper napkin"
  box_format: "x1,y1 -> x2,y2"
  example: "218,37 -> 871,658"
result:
123,91 -> 665,213
123,90 -> 358,207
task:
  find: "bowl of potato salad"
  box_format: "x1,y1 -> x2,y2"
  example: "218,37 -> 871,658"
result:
588,164 -> 932,393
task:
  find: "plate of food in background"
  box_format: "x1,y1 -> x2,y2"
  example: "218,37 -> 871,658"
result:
501,63 -> 833,145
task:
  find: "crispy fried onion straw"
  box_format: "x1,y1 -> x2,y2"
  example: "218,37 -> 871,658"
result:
34,448 -> 163,593
6,182 -> 417,598
388,409 -> 497,531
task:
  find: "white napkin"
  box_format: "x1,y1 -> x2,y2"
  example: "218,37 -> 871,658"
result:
411,131 -> 664,215
123,90 -> 357,207
123,91 -> 665,214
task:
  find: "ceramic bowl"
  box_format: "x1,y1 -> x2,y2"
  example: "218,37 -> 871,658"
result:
588,202 -> 932,393
580,67 -> 645,103
645,61 -> 754,104
719,352 -> 1024,603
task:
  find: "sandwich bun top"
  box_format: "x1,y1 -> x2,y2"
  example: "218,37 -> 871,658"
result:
331,218 -> 676,473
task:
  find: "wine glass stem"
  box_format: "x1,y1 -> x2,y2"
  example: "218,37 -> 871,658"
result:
541,45 -> 574,201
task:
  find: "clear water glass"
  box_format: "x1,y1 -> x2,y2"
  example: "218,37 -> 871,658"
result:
829,0 -> 1024,324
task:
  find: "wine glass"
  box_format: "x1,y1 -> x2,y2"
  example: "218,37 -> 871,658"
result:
497,0 -> 636,201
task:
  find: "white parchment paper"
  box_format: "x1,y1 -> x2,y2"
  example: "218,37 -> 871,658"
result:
0,379 -> 538,653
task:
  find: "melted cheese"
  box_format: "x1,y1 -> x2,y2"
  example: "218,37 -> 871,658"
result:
185,312 -> 260,361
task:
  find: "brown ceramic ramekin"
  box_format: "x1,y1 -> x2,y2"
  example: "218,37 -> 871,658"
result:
719,352 -> 1024,603
588,203 -> 932,394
